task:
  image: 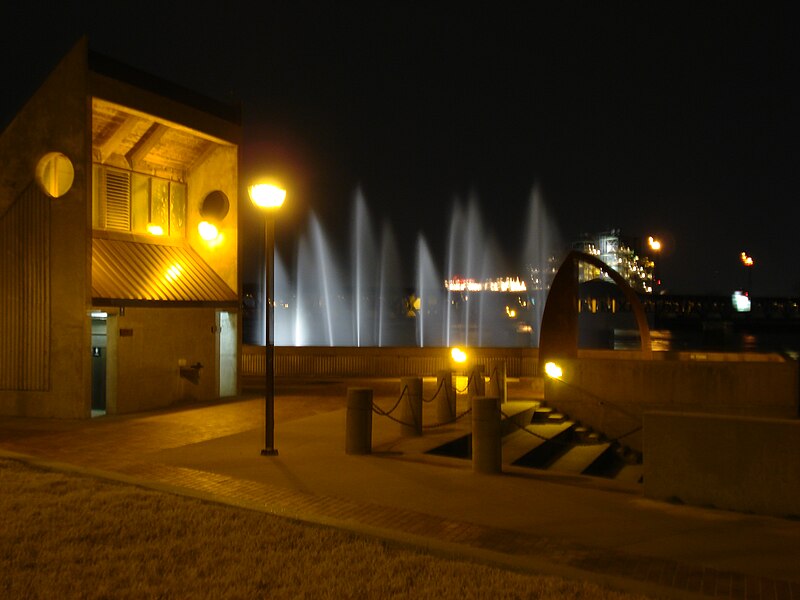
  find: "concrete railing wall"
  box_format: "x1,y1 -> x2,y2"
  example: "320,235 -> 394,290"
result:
644,411 -> 800,518
543,355 -> 799,452
242,345 -> 540,379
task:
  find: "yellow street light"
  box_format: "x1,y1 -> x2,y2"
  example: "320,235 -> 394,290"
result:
450,347 -> 468,364
249,183 -> 286,209
648,236 -> 662,252
250,181 -> 287,457
544,361 -> 563,379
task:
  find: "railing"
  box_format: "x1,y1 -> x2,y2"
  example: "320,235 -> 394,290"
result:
241,345 -> 540,378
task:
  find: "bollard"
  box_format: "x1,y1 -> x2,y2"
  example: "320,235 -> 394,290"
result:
472,396 -> 502,474
436,369 -> 455,423
490,361 -> 507,404
468,364 -> 486,400
400,377 -> 423,436
345,388 -> 373,454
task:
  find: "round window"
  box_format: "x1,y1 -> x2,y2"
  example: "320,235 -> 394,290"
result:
36,152 -> 74,198
200,190 -> 230,221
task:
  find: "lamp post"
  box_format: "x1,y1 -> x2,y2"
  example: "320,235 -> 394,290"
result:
249,182 -> 287,456
647,236 -> 662,291
740,251 -> 754,294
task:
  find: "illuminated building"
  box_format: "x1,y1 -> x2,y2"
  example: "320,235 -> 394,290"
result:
444,276 -> 528,293
572,230 -> 656,294
0,40 -> 241,418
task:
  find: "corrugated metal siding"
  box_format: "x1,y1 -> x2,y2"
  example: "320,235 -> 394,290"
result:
92,237 -> 236,303
0,185 -> 50,390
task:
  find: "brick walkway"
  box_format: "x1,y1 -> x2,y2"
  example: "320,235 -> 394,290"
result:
2,394 -> 799,600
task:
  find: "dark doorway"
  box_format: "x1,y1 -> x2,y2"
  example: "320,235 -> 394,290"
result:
91,315 -> 107,416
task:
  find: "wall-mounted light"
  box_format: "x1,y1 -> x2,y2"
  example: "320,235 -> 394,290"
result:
544,361 -> 563,379
198,220 -> 220,241
147,223 -> 165,236
198,190 -> 230,244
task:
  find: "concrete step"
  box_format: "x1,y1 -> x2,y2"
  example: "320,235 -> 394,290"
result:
531,406 -> 555,422
510,422 -> 577,468
501,422 -> 574,464
614,464 -> 644,484
499,401 -> 539,437
549,442 -> 613,474
584,432 -> 602,443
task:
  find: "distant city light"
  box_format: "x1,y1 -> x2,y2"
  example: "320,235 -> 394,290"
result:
732,290 -> 751,313
444,276 -> 527,293
648,236 -> 662,252
740,251 -> 754,267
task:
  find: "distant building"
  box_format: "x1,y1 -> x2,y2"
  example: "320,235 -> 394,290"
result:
0,39 -> 241,418
572,230 -> 656,294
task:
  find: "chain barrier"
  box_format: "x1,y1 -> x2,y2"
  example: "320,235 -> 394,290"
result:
371,385 -> 408,418
614,424 -> 642,440
375,411 -> 417,428
367,371 -> 641,450
499,406 -> 642,448
454,370 -> 475,393
559,379 -> 640,423
370,378 -> 472,429
422,406 -> 473,429
421,377 -> 445,403
498,408 -> 574,446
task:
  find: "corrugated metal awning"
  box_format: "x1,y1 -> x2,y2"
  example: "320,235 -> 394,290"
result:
92,236 -> 237,305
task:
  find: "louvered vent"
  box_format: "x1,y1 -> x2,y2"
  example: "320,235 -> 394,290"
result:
104,168 -> 130,230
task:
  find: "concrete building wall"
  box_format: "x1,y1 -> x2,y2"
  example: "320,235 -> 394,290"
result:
644,411 -> 800,518
0,40 -> 91,418
544,356 -> 799,452
108,307 -> 221,414
186,144 -> 238,291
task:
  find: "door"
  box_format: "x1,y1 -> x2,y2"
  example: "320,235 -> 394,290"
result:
218,311 -> 237,397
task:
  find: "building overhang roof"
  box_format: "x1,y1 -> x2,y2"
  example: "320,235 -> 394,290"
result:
92,234 -> 237,307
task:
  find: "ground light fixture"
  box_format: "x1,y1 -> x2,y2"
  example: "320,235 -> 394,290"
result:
250,181 -> 287,456
544,361 -> 563,379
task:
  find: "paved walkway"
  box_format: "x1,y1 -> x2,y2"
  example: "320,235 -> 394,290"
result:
1,379 -> 799,600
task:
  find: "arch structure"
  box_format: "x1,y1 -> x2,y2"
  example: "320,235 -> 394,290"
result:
538,250 -> 652,367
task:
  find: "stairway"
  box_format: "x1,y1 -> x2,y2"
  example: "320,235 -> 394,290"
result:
425,399 -> 643,483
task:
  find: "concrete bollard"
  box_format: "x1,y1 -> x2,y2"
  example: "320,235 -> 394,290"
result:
400,377 -> 423,436
472,396 -> 502,474
436,370 -> 455,423
490,361 -> 507,404
345,388 -> 373,454
468,364 -> 486,400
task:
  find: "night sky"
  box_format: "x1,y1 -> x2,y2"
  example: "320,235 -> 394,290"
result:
2,2 -> 797,296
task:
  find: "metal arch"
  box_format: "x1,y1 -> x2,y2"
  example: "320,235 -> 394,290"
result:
538,250 -> 652,368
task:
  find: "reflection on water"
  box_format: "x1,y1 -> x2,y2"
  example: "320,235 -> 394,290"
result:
614,328 -> 800,357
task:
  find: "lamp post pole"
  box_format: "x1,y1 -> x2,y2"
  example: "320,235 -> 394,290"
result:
262,214 -> 277,455
249,182 -> 286,457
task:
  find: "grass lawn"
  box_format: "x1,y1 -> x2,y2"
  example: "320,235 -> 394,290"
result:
0,459 -> 651,599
